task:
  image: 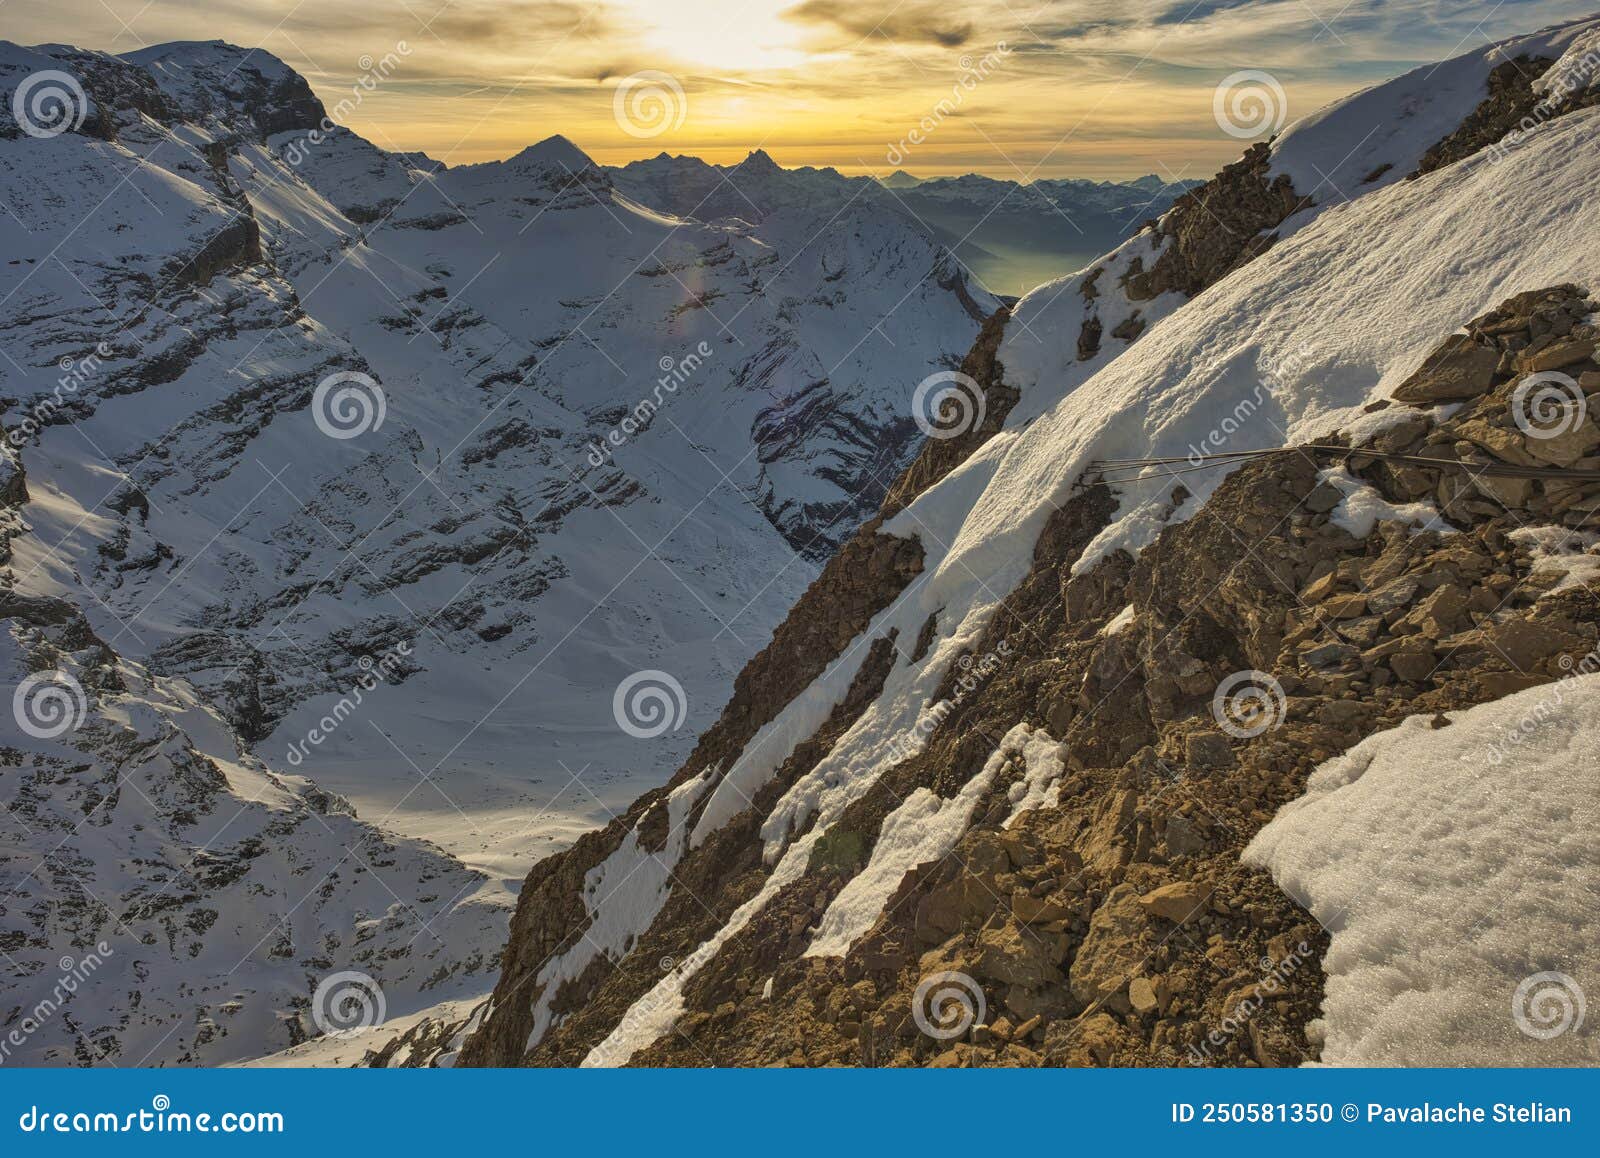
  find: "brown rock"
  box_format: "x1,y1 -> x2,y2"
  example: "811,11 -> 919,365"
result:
975,921 -> 1061,989
1011,891 -> 1072,925
1075,789 -> 1137,875
1408,583 -> 1470,638
1392,334 -> 1501,403
1138,880 -> 1208,923
1069,885 -> 1149,1006
1523,420 -> 1600,468
1047,1011 -> 1134,1066
1320,593 -> 1369,620
1388,648 -> 1437,683
1485,619 -> 1585,671
1129,976 -> 1160,1016
1518,336 -> 1596,372
1185,731 -> 1237,769
1301,570 -> 1341,602
1455,418 -> 1540,467
1305,483 -> 1345,513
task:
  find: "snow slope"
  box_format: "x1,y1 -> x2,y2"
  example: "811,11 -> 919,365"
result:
1245,679 -> 1599,1065
1,604 -> 504,1066
0,39 -> 994,874
0,38 -> 994,1064
579,16 -> 1600,1064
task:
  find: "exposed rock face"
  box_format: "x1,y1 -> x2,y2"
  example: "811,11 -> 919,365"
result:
0,590 -> 504,1066
881,307 -> 1017,518
1122,144 -> 1311,302
1413,57 -> 1557,176
455,284 -> 1600,1068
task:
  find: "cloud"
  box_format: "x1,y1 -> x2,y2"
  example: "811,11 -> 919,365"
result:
782,0 -> 974,48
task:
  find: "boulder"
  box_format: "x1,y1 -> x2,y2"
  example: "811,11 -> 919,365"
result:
1068,885 -> 1149,1006
975,920 -> 1062,989
1392,334 -> 1501,403
1185,731 -> 1236,769
1138,880 -> 1208,923
1129,976 -> 1160,1016
1517,336 -> 1596,372
1523,420 -> 1600,468
1075,789 -> 1137,875
1388,647 -> 1438,683
1485,619 -> 1585,671
1320,593 -> 1368,619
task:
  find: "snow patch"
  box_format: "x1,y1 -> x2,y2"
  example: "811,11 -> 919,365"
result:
1317,466 -> 1457,538
1245,680 -> 1600,1064
1509,525 -> 1600,594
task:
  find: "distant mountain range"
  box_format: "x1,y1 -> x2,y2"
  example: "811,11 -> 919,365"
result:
875,171 -> 1203,297
607,153 -> 1195,300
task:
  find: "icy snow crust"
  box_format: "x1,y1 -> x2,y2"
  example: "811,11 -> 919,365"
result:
586,18 -> 1600,1064
1245,680 -> 1600,1065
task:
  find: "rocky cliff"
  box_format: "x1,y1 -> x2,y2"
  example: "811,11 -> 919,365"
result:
447,17 -> 1600,1068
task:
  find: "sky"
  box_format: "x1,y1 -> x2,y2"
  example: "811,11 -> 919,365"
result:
7,0 -> 1599,179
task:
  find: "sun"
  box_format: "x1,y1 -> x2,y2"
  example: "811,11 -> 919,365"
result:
622,0 -> 809,72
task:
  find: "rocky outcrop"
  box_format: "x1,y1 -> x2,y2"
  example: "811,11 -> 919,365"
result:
880,307 -> 1017,517
460,285 -> 1600,1067
1413,57 -> 1559,176
1122,144 -> 1311,302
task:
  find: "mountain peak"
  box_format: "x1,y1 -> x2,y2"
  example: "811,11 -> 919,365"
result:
509,133 -> 595,172
737,148 -> 782,173
122,39 -> 297,81
880,169 -> 924,188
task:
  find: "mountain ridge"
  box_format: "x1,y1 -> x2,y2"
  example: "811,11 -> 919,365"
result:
449,14 -> 1600,1069
0,34 -> 1000,1065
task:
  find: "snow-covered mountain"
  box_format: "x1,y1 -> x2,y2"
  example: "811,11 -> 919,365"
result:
456,17 -> 1600,1068
0,38 -> 997,1064
615,154 -> 1197,300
